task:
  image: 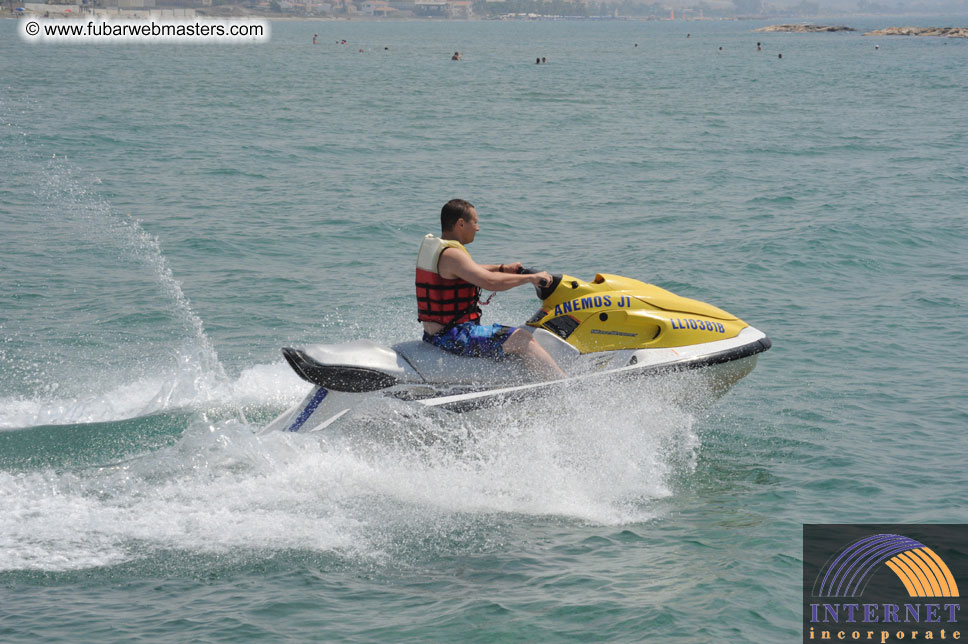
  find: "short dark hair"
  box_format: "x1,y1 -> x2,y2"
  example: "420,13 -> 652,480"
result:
441,199 -> 475,232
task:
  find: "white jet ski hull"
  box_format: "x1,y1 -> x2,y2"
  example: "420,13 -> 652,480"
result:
263,326 -> 770,434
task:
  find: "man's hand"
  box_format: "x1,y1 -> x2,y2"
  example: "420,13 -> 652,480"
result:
531,271 -> 553,287
502,262 -> 524,274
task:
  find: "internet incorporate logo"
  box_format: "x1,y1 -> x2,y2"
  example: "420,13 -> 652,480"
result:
803,525 -> 965,644
814,533 -> 959,599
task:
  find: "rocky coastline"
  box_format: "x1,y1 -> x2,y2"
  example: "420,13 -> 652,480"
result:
754,24 -> 855,33
863,26 -> 968,37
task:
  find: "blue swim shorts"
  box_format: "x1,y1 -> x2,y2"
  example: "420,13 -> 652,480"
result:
423,322 -> 516,359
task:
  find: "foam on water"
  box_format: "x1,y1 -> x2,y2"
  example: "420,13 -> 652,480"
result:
0,359 -> 308,430
0,425 -> 361,571
0,375 -> 700,572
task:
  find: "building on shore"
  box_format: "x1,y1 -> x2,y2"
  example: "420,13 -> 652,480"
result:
412,0 -> 472,17
413,0 -> 445,16
448,0 -> 470,17
360,0 -> 396,15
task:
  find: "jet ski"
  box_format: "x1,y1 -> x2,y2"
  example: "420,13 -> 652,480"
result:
263,271 -> 771,433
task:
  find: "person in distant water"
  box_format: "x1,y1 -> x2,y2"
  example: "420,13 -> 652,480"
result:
416,199 -> 565,379
778,53 -> 783,59
541,57 -> 546,63
313,33 -> 318,45
452,51 -> 461,60
536,57 -> 541,64
757,41 -> 762,51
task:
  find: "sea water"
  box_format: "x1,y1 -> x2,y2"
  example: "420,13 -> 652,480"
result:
1,16 -> 966,642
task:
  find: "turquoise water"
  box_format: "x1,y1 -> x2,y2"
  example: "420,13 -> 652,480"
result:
2,16 -> 967,641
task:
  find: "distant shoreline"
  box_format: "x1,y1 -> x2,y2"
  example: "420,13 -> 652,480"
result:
0,12 -> 666,21
4,10 -> 968,28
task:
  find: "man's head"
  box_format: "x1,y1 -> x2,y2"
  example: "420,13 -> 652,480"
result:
441,199 -> 479,244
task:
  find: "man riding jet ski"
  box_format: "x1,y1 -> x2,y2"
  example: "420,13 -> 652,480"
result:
415,199 -> 565,380
262,200 -> 771,433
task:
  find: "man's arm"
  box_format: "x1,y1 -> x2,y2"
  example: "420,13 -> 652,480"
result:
479,262 -> 523,274
438,249 -> 550,292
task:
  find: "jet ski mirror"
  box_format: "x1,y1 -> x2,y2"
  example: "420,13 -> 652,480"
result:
517,266 -> 562,301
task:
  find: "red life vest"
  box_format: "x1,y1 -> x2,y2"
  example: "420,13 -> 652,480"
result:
415,235 -> 481,325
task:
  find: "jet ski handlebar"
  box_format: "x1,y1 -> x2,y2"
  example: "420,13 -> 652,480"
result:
516,267 -> 562,300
